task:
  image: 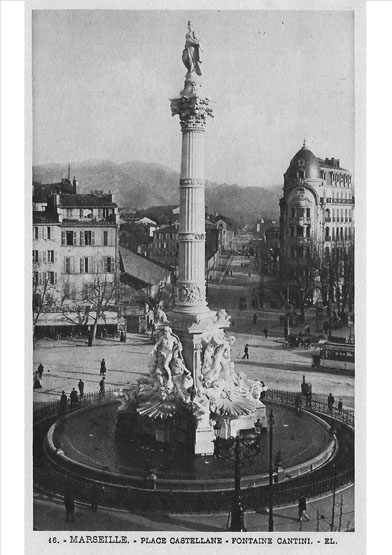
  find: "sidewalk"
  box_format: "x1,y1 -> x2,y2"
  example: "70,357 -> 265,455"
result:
33,485 -> 354,532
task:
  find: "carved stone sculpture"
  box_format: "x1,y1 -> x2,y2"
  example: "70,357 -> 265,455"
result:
182,21 -> 202,76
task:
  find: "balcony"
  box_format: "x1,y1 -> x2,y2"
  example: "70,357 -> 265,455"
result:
325,217 -> 331,223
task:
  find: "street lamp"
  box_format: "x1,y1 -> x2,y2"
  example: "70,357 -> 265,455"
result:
268,410 -> 275,532
214,421 -> 261,532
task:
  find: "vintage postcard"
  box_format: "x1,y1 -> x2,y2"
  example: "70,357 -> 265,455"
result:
22,0 -> 366,553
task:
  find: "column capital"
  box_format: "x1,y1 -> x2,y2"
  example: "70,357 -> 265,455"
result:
170,95 -> 213,130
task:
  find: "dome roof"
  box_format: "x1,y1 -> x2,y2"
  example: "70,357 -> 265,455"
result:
285,144 -> 320,180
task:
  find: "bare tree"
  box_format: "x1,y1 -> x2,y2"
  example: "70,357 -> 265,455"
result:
33,273 -> 57,333
55,274 -> 119,343
282,241 -> 320,323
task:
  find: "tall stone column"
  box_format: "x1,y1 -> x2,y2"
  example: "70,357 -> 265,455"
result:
171,84 -> 213,315
169,29 -> 231,455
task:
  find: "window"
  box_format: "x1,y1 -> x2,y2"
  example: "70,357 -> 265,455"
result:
47,250 -> 55,263
66,208 -> 73,219
306,208 -> 311,218
47,227 -> 51,240
33,293 -> 41,308
82,283 -> 92,300
103,230 -> 109,246
33,250 -> 39,263
66,231 -> 74,245
79,209 -> 84,219
34,227 -> 39,240
297,246 -> 304,258
103,256 -> 115,273
291,207 -> 295,218
85,231 -> 92,245
306,226 -> 311,238
64,257 -> 74,274
296,226 -> 303,238
33,272 -> 39,285
80,257 -> 90,273
47,271 -> 56,285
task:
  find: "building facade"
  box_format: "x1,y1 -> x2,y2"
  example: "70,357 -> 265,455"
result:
33,190 -> 120,336
279,143 -> 354,292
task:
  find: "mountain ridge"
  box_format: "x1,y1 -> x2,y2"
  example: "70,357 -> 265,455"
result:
33,160 -> 281,222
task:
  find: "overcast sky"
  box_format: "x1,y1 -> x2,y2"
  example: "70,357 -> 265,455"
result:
33,9 -> 354,187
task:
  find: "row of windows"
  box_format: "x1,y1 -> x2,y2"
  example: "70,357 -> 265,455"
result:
324,191 -> 352,201
34,226 -> 53,240
63,256 -> 115,274
325,227 -> 353,241
321,348 -> 355,362
322,172 -> 352,186
290,226 -> 311,238
33,250 -> 56,264
63,208 -> 114,219
291,207 -> 311,218
61,230 -> 114,246
155,242 -> 179,250
33,282 -> 112,304
325,207 -> 353,222
33,271 -> 57,286
156,233 -> 177,240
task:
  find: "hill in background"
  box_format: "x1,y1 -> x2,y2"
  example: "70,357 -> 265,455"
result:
33,160 -> 281,223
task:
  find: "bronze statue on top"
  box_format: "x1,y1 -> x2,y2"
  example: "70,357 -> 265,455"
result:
182,21 -> 202,76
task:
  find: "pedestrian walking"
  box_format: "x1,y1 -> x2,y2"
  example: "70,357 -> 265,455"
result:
100,358 -> 106,376
89,485 -> 105,512
298,494 -> 310,521
70,388 -> 78,407
305,324 -> 311,336
59,391 -> 67,415
78,379 -> 85,399
327,393 -> 335,414
37,363 -> 44,379
99,376 -> 106,398
338,398 -> 343,414
33,371 -> 42,389
253,313 -> 257,324
242,344 -> 249,360
263,327 -> 269,339
64,487 -> 75,522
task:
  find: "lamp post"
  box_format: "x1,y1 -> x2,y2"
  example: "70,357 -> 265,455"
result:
214,418 -> 261,532
268,410 -> 275,532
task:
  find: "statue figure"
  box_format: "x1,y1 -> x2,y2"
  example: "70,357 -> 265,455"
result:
173,369 -> 193,404
216,309 -> 231,325
182,21 -> 202,76
149,326 -> 182,381
156,306 -> 168,325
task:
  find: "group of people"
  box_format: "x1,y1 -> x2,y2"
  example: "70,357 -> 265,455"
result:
57,359 -> 109,413
328,393 -> 344,415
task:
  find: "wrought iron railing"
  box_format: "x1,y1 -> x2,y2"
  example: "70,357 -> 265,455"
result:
33,388 -> 120,424
264,389 -> 354,428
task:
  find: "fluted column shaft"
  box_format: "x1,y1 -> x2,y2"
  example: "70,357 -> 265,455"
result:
170,93 -> 213,314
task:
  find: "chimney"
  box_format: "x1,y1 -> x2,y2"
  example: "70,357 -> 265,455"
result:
72,176 -> 77,192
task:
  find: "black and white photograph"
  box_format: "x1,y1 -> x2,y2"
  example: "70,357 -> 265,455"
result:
6,0 -> 368,552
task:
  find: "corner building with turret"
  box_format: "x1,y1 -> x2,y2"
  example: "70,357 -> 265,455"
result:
279,143 -> 355,284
